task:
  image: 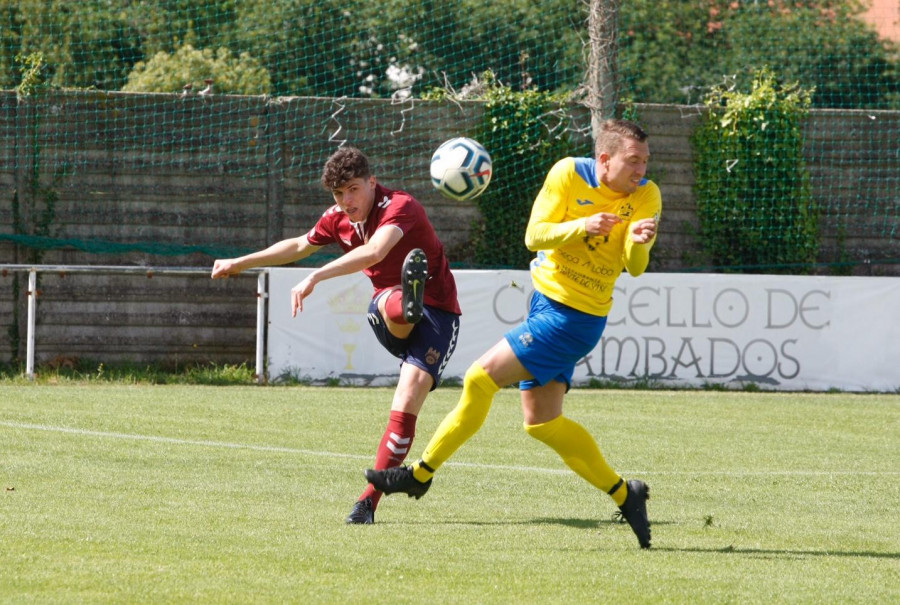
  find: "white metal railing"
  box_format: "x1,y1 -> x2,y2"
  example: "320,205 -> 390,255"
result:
0,264 -> 268,383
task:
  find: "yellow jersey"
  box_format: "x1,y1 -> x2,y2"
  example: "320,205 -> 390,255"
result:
526,157 -> 662,316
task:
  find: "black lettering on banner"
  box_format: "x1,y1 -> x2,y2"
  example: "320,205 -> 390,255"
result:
766,288 -> 831,330
778,339 -> 801,379
741,339 -> 779,378
713,288 -> 749,328
643,336 -> 667,377
580,279 -> 839,386
708,338 -> 741,378
599,336 -> 641,376
585,336 -> 807,383
668,337 -> 704,378
493,281 -> 531,325
629,287 -> 660,327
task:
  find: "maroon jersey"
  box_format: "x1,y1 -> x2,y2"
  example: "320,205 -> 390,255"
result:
306,184 -> 461,315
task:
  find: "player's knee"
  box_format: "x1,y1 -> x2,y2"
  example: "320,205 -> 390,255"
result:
523,416 -> 562,443
463,362 -> 499,395
523,421 -> 543,441
450,363 -> 497,430
463,363 -> 481,387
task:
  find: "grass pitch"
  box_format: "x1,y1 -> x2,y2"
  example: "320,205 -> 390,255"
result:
1,385 -> 898,603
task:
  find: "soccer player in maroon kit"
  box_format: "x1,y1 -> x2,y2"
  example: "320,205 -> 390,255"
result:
211,146 -> 461,524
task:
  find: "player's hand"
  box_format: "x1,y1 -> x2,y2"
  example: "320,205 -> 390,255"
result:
630,218 -> 657,244
585,212 -> 623,237
211,259 -> 240,279
290,276 -> 316,317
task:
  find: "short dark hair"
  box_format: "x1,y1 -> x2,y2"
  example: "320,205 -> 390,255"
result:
321,146 -> 372,190
594,119 -> 649,157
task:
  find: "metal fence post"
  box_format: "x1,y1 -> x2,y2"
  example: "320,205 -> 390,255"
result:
26,269 -> 37,380
256,271 -> 268,384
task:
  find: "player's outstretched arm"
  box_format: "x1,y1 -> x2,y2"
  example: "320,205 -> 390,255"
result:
211,235 -> 319,279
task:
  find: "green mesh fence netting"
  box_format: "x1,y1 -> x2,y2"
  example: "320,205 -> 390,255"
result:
0,0 -> 898,273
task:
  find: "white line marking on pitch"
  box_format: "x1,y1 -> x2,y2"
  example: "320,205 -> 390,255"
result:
2,421 -> 898,476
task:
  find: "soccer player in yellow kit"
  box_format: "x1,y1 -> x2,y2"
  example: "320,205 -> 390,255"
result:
367,119 -> 660,548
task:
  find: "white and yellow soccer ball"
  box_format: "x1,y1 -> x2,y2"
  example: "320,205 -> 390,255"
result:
429,137 -> 492,201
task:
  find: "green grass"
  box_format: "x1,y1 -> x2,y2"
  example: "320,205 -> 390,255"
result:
0,361 -> 259,385
2,385 -> 898,603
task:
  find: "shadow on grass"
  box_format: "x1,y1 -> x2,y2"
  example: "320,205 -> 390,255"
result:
532,517 -> 610,529
656,546 -> 900,560
379,517 -> 606,528
383,516 -> 676,529
531,516 -> 677,529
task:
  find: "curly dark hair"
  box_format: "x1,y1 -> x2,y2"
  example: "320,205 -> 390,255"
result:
320,146 -> 372,190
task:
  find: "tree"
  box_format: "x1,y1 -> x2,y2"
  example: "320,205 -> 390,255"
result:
0,0 -> 895,109
231,0 -> 364,97
122,44 -> 271,95
0,0 -> 142,90
354,0 -> 584,97
617,0 -> 899,109
722,3 -> 899,109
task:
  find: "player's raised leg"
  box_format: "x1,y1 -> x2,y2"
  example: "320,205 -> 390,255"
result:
401,248 -> 427,324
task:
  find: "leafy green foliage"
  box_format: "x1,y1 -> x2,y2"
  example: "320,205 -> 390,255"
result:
0,0 -> 585,98
122,44 -> 271,95
721,2 -> 900,109
619,0 -> 900,109
0,0 -> 142,90
476,91 -> 579,267
13,51 -> 45,98
359,0 -> 584,96
692,67 -> 818,272
0,0 -> 895,110
231,0 -> 363,97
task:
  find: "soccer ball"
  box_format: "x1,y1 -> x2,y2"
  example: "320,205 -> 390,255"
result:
430,137 -> 492,201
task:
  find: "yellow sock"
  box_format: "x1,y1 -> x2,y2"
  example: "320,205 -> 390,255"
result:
412,363 -> 499,483
524,415 -> 627,506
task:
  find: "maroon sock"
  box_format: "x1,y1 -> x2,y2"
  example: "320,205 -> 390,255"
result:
361,410 -> 417,509
382,288 -> 409,325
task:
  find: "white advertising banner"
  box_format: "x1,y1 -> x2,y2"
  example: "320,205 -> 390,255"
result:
267,268 -> 900,392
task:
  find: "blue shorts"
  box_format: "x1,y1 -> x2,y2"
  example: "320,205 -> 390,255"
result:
367,297 -> 460,391
505,291 -> 607,391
